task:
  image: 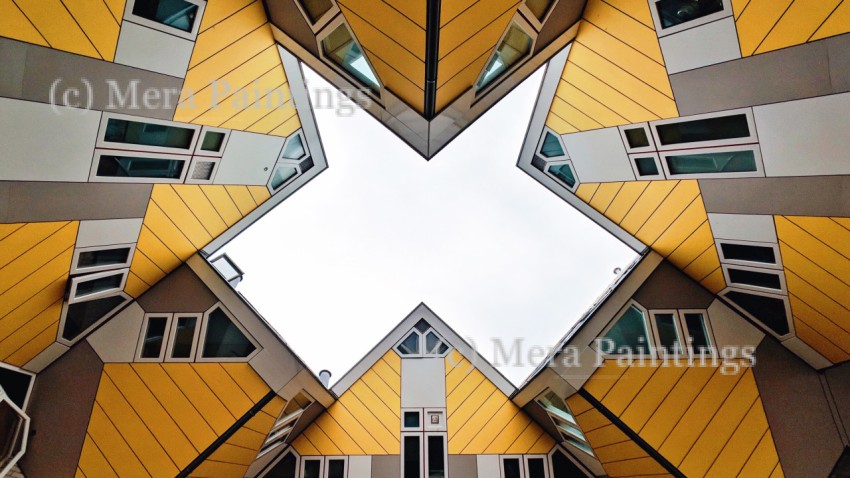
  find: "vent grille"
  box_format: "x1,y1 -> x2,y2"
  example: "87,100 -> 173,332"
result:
191,161 -> 215,180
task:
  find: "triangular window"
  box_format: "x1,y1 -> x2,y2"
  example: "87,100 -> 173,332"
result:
202,307 -> 257,358
476,23 -> 533,92
321,23 -> 381,94
601,304 -> 650,355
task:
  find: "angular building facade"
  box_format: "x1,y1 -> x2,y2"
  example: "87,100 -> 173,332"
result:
0,0 -> 849,476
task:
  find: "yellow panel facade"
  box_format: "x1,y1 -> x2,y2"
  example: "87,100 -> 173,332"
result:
0,221 -> 78,366
582,360 -> 783,478
733,0 -> 850,56
776,215 -> 850,362
175,0 -> 301,137
80,363 -> 271,476
545,0 -> 678,134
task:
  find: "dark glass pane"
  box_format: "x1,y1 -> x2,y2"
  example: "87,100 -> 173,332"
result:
270,166 -> 298,190
97,155 -> 185,179
267,452 -> 297,478
654,313 -> 681,353
634,156 -> 659,176
200,131 -> 225,152
398,332 -> 420,355
63,295 -> 126,341
104,119 -> 195,149
528,457 -> 546,478
725,291 -> 790,336
720,243 -> 777,264
75,273 -> 123,298
656,114 -> 749,145
425,332 -> 441,354
684,313 -> 711,353
525,0 -> 555,20
202,308 -> 256,358
0,402 -> 25,465
427,435 -> 445,478
503,458 -> 522,478
531,155 -> 548,172
603,305 -> 649,354
403,435 -> 421,478
728,268 -> 782,290
414,319 -> 430,333
0,367 -> 32,409
477,24 -> 532,91
551,449 -> 585,478
171,316 -> 197,358
624,127 -> 650,148
322,24 -> 380,93
436,342 -> 449,354
77,248 -> 131,269
300,0 -> 333,23
327,459 -> 345,478
666,150 -> 756,175
540,131 -> 565,158
548,163 -> 576,188
141,316 -> 168,358
404,411 -> 420,428
133,0 -> 199,32
656,0 -> 725,29
303,459 -> 321,478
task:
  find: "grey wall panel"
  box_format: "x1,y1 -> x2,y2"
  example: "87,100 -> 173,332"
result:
632,261 -> 715,310
533,0 -> 584,54
21,341 -> 103,478
215,130 -> 284,185
670,34 -> 850,116
371,455 -> 400,478
0,38 -> 183,120
563,127 -> 635,183
752,339 -> 844,478
114,22 -> 194,78
401,357 -> 447,408
136,265 -> 219,313
660,17 -> 741,74
265,0 -> 320,58
825,362 -> 850,440
448,454 -> 477,478
0,182 -> 152,223
699,176 -> 850,217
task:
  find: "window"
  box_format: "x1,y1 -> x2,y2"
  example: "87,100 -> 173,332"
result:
502,456 -> 523,478
547,163 -> 577,190
167,314 -> 200,360
425,434 -> 446,478
71,244 -> 135,274
264,451 -> 298,478
395,323 -> 451,357
302,458 -> 323,478
549,448 -> 587,478
663,149 -> 758,176
0,365 -> 34,411
655,0 -> 724,29
268,131 -> 313,194
201,306 -> 258,359
624,128 -> 650,148
723,265 -> 785,292
718,242 -> 779,267
723,290 -> 791,337
199,131 -> 226,153
138,315 -> 170,361
476,22 -> 533,92
210,254 -> 244,287
125,0 -> 205,39
525,456 -> 548,478
402,434 -> 421,478
599,304 -> 650,355
630,154 -> 664,180
103,118 -> 196,150
619,123 -> 655,153
93,151 -> 189,183
321,22 -> 381,94
403,410 -> 422,431
402,432 -> 447,478
651,312 -> 683,356
683,312 -> 713,355
651,110 -> 756,150
59,294 -> 131,344
0,389 -> 28,478
535,391 -> 592,457
538,131 -> 565,158
67,269 -> 129,304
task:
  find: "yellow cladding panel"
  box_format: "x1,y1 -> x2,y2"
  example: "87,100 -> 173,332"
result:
549,0 -> 678,133
735,0 -> 850,55
82,363 -> 269,474
0,221 -> 77,366
776,216 -> 850,361
293,352 -> 401,456
338,0 -> 426,60
438,0 -> 518,58
176,0 -> 299,137
190,397 -> 284,477
10,0 -> 123,60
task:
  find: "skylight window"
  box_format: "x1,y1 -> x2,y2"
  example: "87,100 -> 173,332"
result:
476,23 -> 533,92
321,23 -> 381,94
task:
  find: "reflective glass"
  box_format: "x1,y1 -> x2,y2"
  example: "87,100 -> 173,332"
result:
476,24 -> 532,91
602,305 -> 649,354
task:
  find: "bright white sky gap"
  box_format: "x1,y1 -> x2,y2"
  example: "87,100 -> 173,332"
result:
224,67 -> 638,386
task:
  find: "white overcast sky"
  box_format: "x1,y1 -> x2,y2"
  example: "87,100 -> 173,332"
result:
224,67 -> 637,386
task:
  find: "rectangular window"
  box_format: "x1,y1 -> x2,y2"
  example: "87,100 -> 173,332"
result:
723,290 -> 791,337
652,312 -> 682,355
128,0 -> 204,38
655,0 -> 725,29
526,456 -> 547,478
68,269 -> 129,304
664,149 -> 758,176
403,410 -> 422,430
326,458 -> 346,478
653,112 -> 752,149
426,435 -> 446,478
719,242 -> 778,265
624,128 -> 650,148
169,315 -> 198,359
140,315 -> 170,359
95,154 -> 187,181
60,294 -> 130,343
683,312 -> 713,355
633,156 -> 660,177
403,435 -> 421,478
71,245 -> 134,274
302,458 -> 322,478
104,118 -> 196,150
727,267 -> 783,290
502,457 -> 523,478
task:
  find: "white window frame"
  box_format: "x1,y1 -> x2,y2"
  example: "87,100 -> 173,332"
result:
402,408 -> 424,432
184,155 -> 221,185
475,14 -> 537,98
96,113 -> 202,154
500,455 -> 526,478
649,0 -> 733,37
136,313 -> 174,362
548,446 -> 592,476
618,123 -> 655,154
193,126 -> 231,157
259,449 -> 301,478
648,310 -> 687,358
394,327 -> 452,358
524,454 -> 550,478
650,108 -> 758,151
658,144 -> 765,180
123,0 -> 206,40
281,130 -> 310,161
195,303 -> 261,363
424,432 -> 448,478
628,152 -> 665,180
536,127 -> 568,160
70,243 -> 136,275
0,392 -> 29,478
323,456 -> 349,478
260,392 -> 314,458
518,0 -> 560,31
545,160 -> 580,192
301,456 -> 325,478
722,263 -> 788,294
90,149 -> 192,184
678,309 -> 717,358
293,0 -> 340,33
721,287 -> 795,339
67,268 -> 130,304
164,313 -> 203,362
267,163 -> 303,194
593,300 -> 655,359
716,239 -> 783,270
316,16 -> 383,102
400,432 -> 424,478
57,292 -> 132,346
0,363 -> 35,411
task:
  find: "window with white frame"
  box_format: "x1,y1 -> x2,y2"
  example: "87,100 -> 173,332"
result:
596,302 -> 651,356
530,129 -> 579,191
476,19 -> 535,94
124,0 -> 206,40
299,456 -> 348,478
268,131 -> 314,194
319,19 -> 382,96
70,244 -> 135,275
501,455 -> 550,478
721,289 -> 792,338
650,0 -> 731,36
395,320 -> 451,357
0,384 -> 29,478
649,310 -> 715,358
259,392 -> 314,458
401,432 -> 447,478
535,390 -> 593,457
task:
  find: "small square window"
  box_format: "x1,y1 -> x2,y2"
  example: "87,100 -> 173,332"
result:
634,156 -> 659,176
200,132 -> 225,152
624,128 -> 650,148
404,411 -> 421,429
